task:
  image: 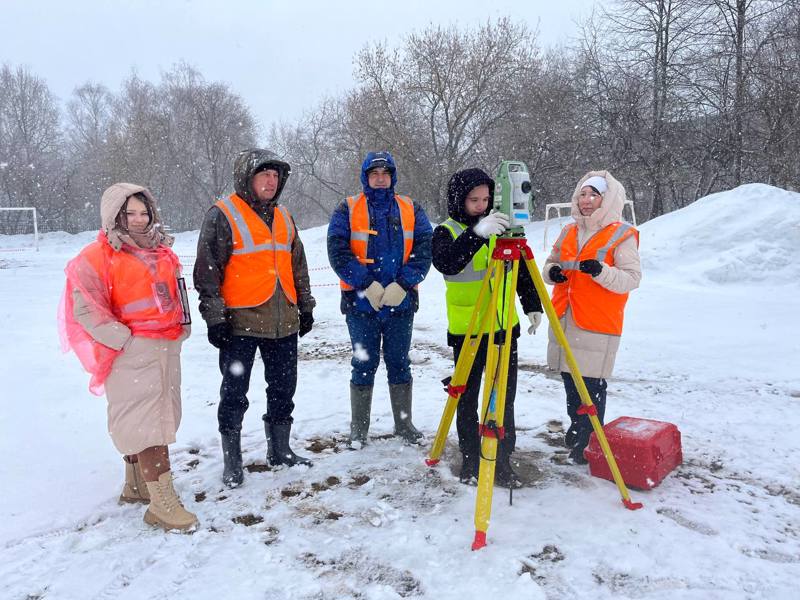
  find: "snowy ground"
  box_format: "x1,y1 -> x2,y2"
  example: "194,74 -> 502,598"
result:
1,183 -> 798,599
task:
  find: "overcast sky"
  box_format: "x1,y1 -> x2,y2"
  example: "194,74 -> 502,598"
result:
1,0 -> 598,139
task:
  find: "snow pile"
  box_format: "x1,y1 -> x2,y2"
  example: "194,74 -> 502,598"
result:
639,183 -> 800,285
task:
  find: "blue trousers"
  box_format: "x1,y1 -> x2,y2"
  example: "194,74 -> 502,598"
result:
217,334 -> 298,434
345,311 -> 414,386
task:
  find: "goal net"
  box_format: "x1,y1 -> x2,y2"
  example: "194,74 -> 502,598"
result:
0,207 -> 39,251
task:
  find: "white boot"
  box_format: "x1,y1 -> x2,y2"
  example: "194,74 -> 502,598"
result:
143,472 -> 198,532
119,457 -> 150,504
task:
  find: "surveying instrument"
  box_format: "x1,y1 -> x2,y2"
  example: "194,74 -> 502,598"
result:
425,160 -> 642,551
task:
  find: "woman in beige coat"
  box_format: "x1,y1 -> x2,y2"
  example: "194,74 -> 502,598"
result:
542,171 -> 642,464
61,183 -> 197,531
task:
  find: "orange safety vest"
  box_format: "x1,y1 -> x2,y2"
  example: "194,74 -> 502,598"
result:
339,192 -> 415,291
215,194 -> 298,307
81,236 -> 185,337
550,222 -> 639,335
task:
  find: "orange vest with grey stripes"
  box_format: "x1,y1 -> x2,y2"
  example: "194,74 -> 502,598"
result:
550,222 -> 639,335
339,192 -> 416,291
81,236 -> 184,338
215,194 -> 298,307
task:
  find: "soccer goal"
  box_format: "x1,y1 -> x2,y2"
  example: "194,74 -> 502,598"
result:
0,207 -> 39,251
542,200 -> 637,250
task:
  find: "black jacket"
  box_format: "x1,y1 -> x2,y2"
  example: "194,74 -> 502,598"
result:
432,168 -> 543,346
193,149 -> 315,338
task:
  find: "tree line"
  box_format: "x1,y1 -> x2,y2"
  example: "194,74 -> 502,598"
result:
1,1 -> 798,235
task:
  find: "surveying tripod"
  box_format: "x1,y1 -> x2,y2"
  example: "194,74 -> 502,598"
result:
425,233 -> 643,551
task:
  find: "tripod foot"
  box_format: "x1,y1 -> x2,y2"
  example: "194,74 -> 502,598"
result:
471,530 -> 487,551
623,498 -> 644,510
424,458 -> 440,467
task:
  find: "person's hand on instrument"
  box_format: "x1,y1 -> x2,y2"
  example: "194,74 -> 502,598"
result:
472,212 -> 510,239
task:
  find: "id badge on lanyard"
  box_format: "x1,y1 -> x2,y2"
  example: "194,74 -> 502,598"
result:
176,277 -> 192,325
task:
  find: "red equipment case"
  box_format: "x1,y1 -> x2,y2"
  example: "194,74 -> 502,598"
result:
584,416 -> 682,490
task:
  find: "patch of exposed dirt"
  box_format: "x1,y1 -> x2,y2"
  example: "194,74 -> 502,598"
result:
232,513 -> 264,526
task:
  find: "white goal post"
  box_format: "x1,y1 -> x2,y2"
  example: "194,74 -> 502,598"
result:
0,207 -> 39,251
542,200 -> 637,251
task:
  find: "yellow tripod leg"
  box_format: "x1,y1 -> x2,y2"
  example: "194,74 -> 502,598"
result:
472,258 -> 519,550
426,262 -> 499,466
522,254 -> 642,510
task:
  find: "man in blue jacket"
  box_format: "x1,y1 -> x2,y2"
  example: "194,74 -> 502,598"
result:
327,151 -> 433,447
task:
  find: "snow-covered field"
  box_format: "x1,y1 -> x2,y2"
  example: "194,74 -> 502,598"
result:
1,183 -> 798,599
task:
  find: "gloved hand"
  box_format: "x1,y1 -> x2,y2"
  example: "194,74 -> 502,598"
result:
472,212 -> 510,239
299,312 -> 314,337
526,312 -> 543,334
381,282 -> 407,307
579,259 -> 604,277
548,264 -> 568,283
363,281 -> 385,311
207,322 -> 233,349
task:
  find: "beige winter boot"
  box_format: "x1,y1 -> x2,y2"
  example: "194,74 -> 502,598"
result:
119,457 -> 150,504
143,471 -> 198,532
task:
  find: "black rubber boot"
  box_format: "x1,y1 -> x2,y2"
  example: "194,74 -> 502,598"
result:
349,383 -> 373,448
220,431 -> 244,488
389,382 -> 423,444
266,420 -> 312,467
459,452 -> 480,485
495,450 -> 523,489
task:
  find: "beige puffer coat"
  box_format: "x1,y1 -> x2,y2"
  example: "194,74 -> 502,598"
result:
72,183 -> 187,455
542,171 -> 642,379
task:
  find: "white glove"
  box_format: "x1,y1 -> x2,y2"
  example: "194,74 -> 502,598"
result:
472,212 -> 510,239
363,281 -> 384,312
526,311 -> 542,334
381,282 -> 407,307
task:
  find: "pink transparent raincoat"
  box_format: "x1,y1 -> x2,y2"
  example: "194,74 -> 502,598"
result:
58,232 -> 184,395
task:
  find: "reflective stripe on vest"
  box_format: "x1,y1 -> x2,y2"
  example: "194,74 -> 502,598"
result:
440,218 -> 519,336
550,221 -> 639,335
215,194 -> 298,308
340,192 -> 416,291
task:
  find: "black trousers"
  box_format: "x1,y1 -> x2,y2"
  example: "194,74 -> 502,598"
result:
562,371 -> 607,451
452,336 -> 518,460
217,334 -> 298,434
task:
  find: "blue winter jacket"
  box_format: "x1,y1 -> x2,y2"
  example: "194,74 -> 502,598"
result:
327,152 -> 433,315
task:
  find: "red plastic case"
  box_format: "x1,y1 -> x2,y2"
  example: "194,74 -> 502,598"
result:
584,416 -> 682,490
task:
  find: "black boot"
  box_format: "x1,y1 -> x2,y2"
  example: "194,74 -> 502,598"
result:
459,452 -> 479,485
495,451 -> 523,489
569,446 -> 589,465
266,420 -> 313,467
565,421 -> 579,448
349,383 -> 373,448
389,382 -> 423,443
220,431 -> 244,488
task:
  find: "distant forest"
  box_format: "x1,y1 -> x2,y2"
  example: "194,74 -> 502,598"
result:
1,1 -> 798,234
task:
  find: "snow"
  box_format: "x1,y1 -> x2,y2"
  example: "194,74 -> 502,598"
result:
1,184 -> 799,599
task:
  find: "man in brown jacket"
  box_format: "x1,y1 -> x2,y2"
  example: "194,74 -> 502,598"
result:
194,149 -> 316,487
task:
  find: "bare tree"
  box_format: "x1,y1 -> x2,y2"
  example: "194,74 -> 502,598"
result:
352,18 -> 541,219
0,64 -> 65,232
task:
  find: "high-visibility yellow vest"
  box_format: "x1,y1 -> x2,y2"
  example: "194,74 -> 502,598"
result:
440,218 -> 519,336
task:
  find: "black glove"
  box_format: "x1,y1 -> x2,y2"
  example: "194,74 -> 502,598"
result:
207,322 -> 233,349
548,264 -> 568,283
579,259 -> 604,277
299,312 -> 314,338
